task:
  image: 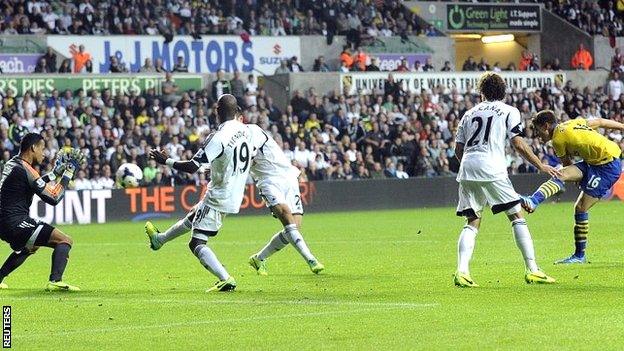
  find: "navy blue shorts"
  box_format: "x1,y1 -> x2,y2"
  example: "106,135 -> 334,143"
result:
575,158 -> 622,198
0,218 -> 55,251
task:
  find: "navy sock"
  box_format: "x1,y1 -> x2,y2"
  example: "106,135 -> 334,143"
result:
50,243 -> 71,282
0,251 -> 31,282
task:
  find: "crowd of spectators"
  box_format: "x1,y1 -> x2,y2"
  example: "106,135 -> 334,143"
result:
1,0 -> 622,49
0,0 -> 429,41
460,52 -> 561,73
459,44 -> 595,73
2,0 -> 621,40
544,0 -> 623,37
421,0 -> 624,38
1,71 -> 623,188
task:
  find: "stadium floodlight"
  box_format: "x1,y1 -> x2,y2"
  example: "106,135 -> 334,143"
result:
450,34 -> 482,39
481,34 -> 515,44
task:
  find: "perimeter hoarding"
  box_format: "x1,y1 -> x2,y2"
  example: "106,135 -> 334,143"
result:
0,74 -> 203,96
374,54 -> 432,72
47,35 -> 301,74
28,174 -> 624,225
341,72 -> 566,95
0,54 -> 40,73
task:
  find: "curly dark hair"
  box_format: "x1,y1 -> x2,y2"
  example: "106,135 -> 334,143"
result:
477,72 -> 506,101
532,110 -> 557,127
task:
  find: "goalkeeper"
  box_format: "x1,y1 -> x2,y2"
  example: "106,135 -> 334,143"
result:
0,134 -> 85,291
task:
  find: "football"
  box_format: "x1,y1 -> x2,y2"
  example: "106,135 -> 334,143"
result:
115,163 -> 143,188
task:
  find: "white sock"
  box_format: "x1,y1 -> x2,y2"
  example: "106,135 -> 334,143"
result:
257,231 -> 289,261
157,218 -> 192,244
457,225 -> 478,274
512,219 -> 539,273
284,224 -> 315,262
193,244 -> 230,280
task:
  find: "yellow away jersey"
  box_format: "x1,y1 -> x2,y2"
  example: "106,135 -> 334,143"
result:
551,118 -> 622,165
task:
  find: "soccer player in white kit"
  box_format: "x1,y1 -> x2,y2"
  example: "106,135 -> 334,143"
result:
147,94 -> 255,292
246,124 -> 324,275
453,72 -> 558,287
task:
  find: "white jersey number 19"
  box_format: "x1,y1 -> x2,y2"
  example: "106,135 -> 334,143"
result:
232,142 -> 250,175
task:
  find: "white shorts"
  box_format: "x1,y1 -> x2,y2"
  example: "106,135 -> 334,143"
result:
257,176 -> 304,215
456,178 -> 521,218
191,202 -> 226,240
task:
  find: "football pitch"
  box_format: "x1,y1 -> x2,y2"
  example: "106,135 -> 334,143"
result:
2,202 -> 624,350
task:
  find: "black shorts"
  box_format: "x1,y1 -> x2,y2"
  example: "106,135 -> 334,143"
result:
0,218 -> 55,251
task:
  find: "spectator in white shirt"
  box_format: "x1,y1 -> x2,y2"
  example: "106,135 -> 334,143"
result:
608,71 -> 623,101
19,95 -> 37,116
293,141 -> 314,167
73,170 -> 93,190
282,143 -> 295,161
165,136 -> 185,161
345,142 -> 358,162
380,25 -> 393,37
396,163 -> 409,179
245,75 -> 258,107
20,111 -> 36,130
42,6 -> 59,31
79,0 -> 95,14
50,101 -> 67,119
0,115 -> 8,130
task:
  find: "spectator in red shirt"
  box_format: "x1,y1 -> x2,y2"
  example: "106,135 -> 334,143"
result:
519,50 -> 533,71
71,45 -> 91,73
571,43 -> 593,70
395,58 -> 409,72
340,46 -> 354,69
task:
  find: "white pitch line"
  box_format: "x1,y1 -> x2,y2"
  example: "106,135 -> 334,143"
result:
16,304 -> 437,339
5,295 -> 437,309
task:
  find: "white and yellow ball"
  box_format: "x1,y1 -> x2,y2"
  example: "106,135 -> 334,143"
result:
116,163 -> 143,188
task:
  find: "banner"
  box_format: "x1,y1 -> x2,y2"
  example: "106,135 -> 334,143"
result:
447,3 -> 541,32
28,174 -> 624,225
340,72 -> 566,95
0,74 -> 203,96
374,54 -> 432,72
29,183 -> 316,224
47,35 -> 301,74
0,54 -> 40,73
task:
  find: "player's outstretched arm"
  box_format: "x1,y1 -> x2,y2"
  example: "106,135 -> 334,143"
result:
510,136 -> 562,178
150,149 -> 200,174
587,118 -> 624,131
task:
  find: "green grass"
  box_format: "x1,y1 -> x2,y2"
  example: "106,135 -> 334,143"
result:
2,202 -> 624,350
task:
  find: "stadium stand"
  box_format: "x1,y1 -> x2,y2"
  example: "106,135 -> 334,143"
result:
544,0 -> 623,37
1,73 -> 622,188
0,2 -> 623,189
0,0 -> 425,39
416,0 -> 624,37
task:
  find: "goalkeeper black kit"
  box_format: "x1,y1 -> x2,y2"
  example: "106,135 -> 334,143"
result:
0,156 -> 69,251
